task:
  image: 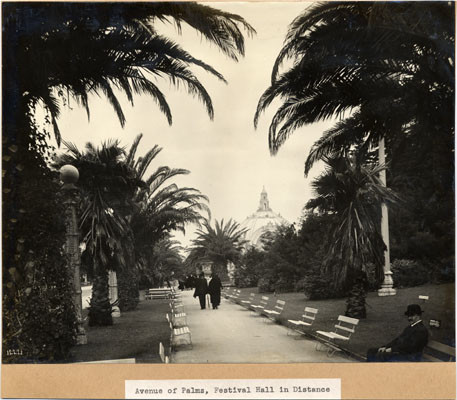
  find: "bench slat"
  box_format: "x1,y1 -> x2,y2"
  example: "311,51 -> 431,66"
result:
335,324 -> 355,334
427,341 -> 456,356
338,315 -> 359,325
422,354 -> 442,362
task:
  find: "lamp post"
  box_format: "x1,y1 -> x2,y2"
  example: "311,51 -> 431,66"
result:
60,165 -> 87,344
377,138 -> 396,296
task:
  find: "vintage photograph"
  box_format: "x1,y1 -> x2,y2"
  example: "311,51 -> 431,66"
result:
3,0 -> 455,369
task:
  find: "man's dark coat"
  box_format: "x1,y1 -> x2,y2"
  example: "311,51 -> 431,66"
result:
385,321 -> 429,361
367,321 -> 429,362
208,276 -> 223,307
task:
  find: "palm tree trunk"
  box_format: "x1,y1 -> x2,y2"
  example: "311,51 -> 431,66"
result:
345,271 -> 368,319
88,259 -> 113,326
213,263 -> 229,282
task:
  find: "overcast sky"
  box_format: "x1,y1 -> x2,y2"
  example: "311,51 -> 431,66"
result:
56,2 -> 334,248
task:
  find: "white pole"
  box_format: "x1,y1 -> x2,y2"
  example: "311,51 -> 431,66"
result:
377,138 -> 396,296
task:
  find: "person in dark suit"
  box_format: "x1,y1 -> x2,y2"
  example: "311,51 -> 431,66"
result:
185,274 -> 196,289
193,273 -> 208,309
208,273 -> 223,309
367,304 -> 429,362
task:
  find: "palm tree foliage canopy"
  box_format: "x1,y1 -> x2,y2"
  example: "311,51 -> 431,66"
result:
188,218 -> 248,269
54,140 -> 142,267
254,1 -> 454,175
141,238 -> 184,286
306,150 -> 399,288
124,134 -> 209,279
4,2 -> 255,145
126,134 -> 210,248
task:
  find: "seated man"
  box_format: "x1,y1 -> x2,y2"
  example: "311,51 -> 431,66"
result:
367,304 -> 428,362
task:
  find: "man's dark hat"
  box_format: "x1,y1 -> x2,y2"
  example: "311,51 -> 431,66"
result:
404,304 -> 424,316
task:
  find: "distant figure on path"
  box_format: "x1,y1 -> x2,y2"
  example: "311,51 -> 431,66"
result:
185,274 -> 196,289
193,273 -> 208,309
367,304 -> 429,362
208,273 -> 223,309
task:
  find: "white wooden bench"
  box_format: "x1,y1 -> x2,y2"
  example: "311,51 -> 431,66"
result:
240,293 -> 256,308
145,288 -> 173,300
423,340 -> 455,362
78,358 -> 136,363
169,321 -> 192,349
251,296 -> 269,315
418,295 -> 429,303
169,302 -> 185,314
223,287 -> 233,299
170,299 -> 184,309
159,342 -> 170,363
171,312 -> 187,327
166,312 -> 187,328
228,289 -> 241,302
315,315 -> 359,356
263,299 -> 286,322
287,307 -> 318,336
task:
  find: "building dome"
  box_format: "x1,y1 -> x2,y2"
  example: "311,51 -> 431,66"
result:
240,187 -> 288,248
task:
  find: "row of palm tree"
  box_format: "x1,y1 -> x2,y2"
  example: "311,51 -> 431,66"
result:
255,2 -> 454,317
54,135 -> 209,325
3,2 -> 254,356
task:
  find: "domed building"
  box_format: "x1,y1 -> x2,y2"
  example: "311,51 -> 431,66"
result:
240,187 -> 288,248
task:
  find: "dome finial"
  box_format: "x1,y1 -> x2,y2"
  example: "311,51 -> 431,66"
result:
258,186 -> 272,212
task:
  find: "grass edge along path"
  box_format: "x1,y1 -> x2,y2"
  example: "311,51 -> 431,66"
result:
68,283 -> 454,363
69,293 -> 171,364
232,283 -> 455,361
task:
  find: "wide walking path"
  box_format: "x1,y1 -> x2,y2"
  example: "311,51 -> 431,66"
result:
172,290 -> 353,363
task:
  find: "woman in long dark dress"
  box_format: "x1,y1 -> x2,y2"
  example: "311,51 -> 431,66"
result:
208,273 -> 223,309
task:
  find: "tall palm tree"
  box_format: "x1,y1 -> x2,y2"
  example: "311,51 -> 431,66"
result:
55,140 -> 141,325
254,1 -> 454,302
3,1 -> 254,302
2,3 -> 254,351
189,219 -> 248,279
142,238 -> 184,288
4,2 -> 255,146
306,150 -> 399,318
118,134 -> 209,309
254,1 -> 453,174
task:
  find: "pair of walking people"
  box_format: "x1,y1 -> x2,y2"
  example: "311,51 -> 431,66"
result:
193,273 -> 222,310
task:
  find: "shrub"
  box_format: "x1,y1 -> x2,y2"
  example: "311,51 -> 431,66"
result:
3,165 -> 78,361
303,271 -> 345,300
234,270 -> 258,288
429,256 -> 455,283
118,267 -> 140,312
391,259 -> 430,288
257,277 -> 275,293
293,278 -> 308,293
273,277 -> 295,293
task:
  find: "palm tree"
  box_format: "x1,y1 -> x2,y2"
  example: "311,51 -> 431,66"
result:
118,134 -> 209,309
254,1 -> 453,174
189,219 -> 248,280
2,3 -> 254,351
55,140 -> 141,325
254,1 -> 454,302
142,239 -> 184,288
3,2 -> 254,307
306,150 -> 399,318
4,2 -> 255,146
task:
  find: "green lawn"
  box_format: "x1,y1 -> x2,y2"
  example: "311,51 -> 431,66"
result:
232,283 -> 455,360
68,292 -> 170,363
68,284 -> 454,363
